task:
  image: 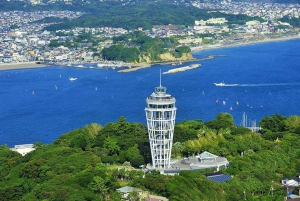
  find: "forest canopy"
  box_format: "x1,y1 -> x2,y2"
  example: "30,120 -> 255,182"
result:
1,113 -> 300,200
101,31 -> 187,62
32,2 -> 265,31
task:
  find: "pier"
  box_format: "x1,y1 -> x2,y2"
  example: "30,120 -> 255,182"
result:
117,63 -> 152,73
163,64 -> 201,74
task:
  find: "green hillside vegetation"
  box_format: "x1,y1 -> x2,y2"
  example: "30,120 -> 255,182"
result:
1,113 -> 300,200
2,0 -> 300,13
280,16 -> 300,27
47,30 -> 189,62
11,1 -> 264,31
101,31 -> 184,62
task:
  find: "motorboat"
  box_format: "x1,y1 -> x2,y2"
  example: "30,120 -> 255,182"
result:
69,77 -> 77,81
214,82 -> 226,86
214,82 -> 238,87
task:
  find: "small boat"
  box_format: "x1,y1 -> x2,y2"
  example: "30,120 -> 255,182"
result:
69,77 -> 77,81
76,65 -> 84,68
214,82 -> 226,86
214,82 -> 238,87
97,63 -> 105,68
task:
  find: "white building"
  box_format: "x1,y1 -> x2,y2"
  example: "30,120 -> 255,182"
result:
11,144 -> 35,156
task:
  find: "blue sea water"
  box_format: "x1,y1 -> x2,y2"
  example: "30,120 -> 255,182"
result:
1,39 -> 300,147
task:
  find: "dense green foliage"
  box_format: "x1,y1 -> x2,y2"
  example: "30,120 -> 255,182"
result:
280,16 -> 300,27
101,45 -> 140,63
2,0 -> 300,14
174,119 -> 203,143
30,2 -> 264,31
2,113 -> 300,200
101,31 -> 187,62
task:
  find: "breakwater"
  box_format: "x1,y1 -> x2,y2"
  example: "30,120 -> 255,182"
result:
118,63 -> 152,73
163,64 -> 201,74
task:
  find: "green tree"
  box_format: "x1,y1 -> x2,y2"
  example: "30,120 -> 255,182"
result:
103,138 -> 120,155
283,115 -> 300,133
174,119 -> 203,143
259,114 -> 287,133
88,176 -> 108,200
205,113 -> 235,131
127,190 -> 141,201
130,155 -> 145,168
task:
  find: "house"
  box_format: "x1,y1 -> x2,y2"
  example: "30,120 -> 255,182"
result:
282,174 -> 300,187
10,144 -> 35,156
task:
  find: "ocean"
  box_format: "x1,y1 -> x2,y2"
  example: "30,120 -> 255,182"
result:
1,39 -> 300,147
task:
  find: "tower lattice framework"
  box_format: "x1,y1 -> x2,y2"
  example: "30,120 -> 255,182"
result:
145,82 -> 176,169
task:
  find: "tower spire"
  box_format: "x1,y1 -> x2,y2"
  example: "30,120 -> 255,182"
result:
160,69 -> 162,87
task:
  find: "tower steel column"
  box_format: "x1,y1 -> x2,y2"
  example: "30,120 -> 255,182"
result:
145,81 -> 176,169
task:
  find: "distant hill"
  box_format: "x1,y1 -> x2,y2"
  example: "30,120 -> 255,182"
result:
1,0 -> 300,10
1,0 -> 300,12
0,0 -> 298,30
40,2 -> 263,31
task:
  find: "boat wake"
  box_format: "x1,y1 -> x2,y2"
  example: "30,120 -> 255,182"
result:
214,82 -> 238,87
214,82 -> 300,87
223,84 -> 238,87
238,83 -> 300,87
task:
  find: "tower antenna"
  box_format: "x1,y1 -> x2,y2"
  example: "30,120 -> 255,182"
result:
160,69 -> 162,87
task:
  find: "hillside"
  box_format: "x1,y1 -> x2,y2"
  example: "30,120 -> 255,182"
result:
43,3 -> 264,31
2,114 -> 300,200
99,31 -> 193,63
1,1 -> 264,31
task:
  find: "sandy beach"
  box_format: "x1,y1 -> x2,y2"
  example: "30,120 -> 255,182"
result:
191,34 -> 300,52
0,62 -> 49,71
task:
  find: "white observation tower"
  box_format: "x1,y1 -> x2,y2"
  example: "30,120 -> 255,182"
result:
145,72 -> 177,169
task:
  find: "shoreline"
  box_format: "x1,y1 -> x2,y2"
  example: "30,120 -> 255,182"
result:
0,62 -> 49,71
190,34 -> 300,53
1,35 -> 300,71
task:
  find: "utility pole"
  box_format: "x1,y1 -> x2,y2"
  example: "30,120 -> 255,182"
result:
285,179 -> 289,200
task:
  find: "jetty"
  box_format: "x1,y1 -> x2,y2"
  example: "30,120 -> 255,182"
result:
163,64 -> 201,74
118,63 -> 151,73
